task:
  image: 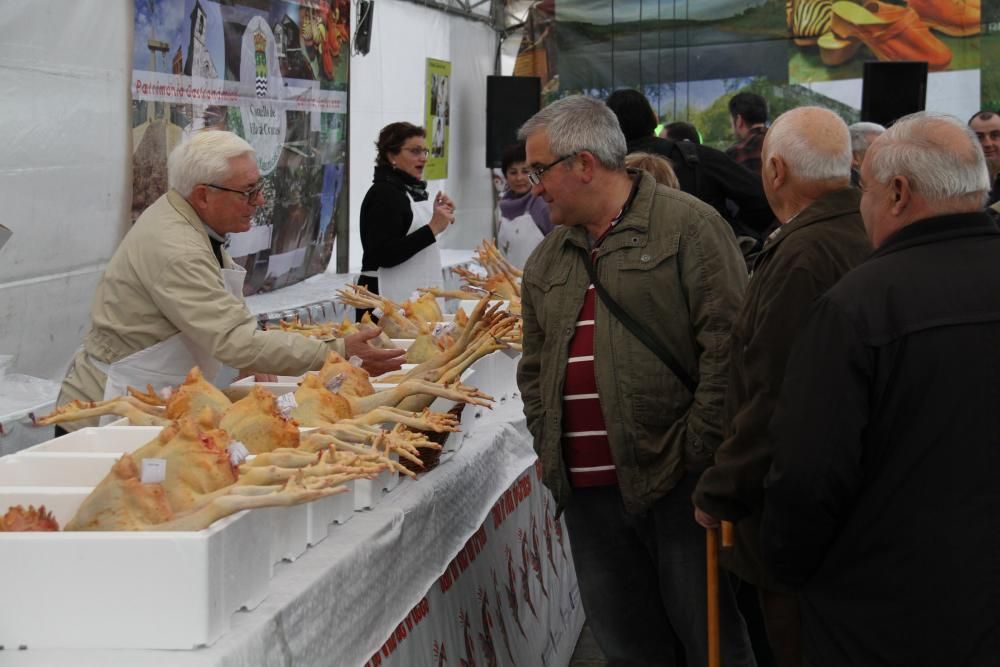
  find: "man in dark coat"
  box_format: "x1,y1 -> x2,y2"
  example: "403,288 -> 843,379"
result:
693,106 -> 872,667
761,112 -> 1000,666
605,89 -> 775,244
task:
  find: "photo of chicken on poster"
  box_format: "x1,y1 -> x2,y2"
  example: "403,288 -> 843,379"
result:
130,0 -> 351,294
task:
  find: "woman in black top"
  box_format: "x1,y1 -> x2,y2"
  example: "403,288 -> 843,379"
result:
357,122 -> 455,319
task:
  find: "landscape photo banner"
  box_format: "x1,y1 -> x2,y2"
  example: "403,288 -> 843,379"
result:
131,0 -> 351,292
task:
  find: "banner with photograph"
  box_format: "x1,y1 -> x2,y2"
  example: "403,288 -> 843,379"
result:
517,1 -> 989,148
424,58 -> 452,181
131,0 -> 351,294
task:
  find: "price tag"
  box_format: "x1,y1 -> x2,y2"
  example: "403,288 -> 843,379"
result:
140,458 -> 167,484
228,441 -> 250,466
326,372 -> 346,393
433,322 -> 456,337
276,393 -> 298,418
348,355 -> 364,368
410,291 -> 422,302
373,307 -> 384,319
158,386 -> 173,400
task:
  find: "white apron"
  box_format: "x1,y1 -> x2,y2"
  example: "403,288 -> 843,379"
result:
377,195 -> 444,304
497,212 -> 545,269
96,266 -> 247,409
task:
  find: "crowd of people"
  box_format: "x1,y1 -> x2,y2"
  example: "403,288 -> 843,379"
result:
515,91 -> 1000,667
50,84 -> 999,666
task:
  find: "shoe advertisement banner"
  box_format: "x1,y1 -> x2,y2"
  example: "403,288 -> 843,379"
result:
516,1 -> 989,148
364,462 -> 585,667
424,58 -> 453,181
131,0 -> 351,294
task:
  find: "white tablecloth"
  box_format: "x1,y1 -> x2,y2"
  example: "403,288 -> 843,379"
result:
0,400 -> 578,667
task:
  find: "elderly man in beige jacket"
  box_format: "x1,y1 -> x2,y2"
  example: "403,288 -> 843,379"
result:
56,131 -> 404,432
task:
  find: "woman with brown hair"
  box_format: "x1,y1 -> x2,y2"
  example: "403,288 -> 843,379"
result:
358,122 -> 456,311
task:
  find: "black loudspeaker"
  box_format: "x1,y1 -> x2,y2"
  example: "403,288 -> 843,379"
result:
486,76 -> 541,168
861,61 -> 928,127
354,0 -> 374,56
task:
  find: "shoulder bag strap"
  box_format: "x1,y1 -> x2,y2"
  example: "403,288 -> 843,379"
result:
575,245 -> 698,394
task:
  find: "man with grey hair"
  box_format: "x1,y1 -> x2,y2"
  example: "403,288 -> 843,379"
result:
761,111 -> 1000,664
55,130 -> 404,431
516,95 -> 755,665
693,106 -> 871,667
847,121 -> 884,186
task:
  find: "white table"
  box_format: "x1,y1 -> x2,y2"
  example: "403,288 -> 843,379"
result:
0,397 -> 583,667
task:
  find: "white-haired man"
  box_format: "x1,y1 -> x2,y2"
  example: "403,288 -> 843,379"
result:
693,106 -> 871,667
761,112 -> 1000,665
517,95 -> 755,665
848,121 -> 885,187
56,131 -> 404,431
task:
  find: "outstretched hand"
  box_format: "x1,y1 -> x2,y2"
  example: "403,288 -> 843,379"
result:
343,327 -> 407,376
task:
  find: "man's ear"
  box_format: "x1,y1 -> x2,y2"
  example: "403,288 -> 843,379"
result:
577,151 -> 596,184
766,154 -> 786,191
890,175 -> 912,216
188,184 -> 210,212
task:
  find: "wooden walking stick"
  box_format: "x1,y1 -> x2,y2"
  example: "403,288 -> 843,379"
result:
707,525 -> 721,667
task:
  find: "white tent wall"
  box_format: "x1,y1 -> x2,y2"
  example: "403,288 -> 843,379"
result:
347,0 -> 497,271
0,2 -> 131,381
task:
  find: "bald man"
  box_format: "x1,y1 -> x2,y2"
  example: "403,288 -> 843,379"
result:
761,113 -> 1000,664
693,106 -> 872,667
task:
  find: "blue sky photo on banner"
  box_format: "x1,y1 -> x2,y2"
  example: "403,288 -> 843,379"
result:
131,0 -> 350,293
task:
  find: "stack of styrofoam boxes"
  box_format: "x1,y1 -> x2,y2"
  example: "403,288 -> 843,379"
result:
0,426 -> 273,649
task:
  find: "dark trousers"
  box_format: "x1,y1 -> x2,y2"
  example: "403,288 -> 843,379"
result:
354,275 -> 379,323
758,588 -> 802,667
564,475 -> 757,667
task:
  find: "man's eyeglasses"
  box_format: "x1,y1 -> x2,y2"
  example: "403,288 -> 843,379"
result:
404,147 -> 431,157
205,182 -> 265,203
528,153 -> 576,187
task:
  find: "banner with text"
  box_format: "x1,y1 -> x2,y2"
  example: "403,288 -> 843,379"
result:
366,461 -> 585,667
131,0 -> 351,292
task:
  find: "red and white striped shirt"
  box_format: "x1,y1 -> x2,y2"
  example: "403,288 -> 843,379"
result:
561,281 -> 617,487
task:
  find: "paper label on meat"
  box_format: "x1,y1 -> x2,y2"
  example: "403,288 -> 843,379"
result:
228,441 -> 250,466
140,458 -> 167,484
276,393 -> 298,418
433,322 -> 456,338
348,355 -> 364,368
326,372 -> 346,393
372,307 -> 384,319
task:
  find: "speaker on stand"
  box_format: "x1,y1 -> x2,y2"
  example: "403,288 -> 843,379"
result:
861,60 -> 928,127
486,76 -> 542,168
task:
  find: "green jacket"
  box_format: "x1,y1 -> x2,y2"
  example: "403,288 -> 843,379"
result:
518,170 -> 747,514
692,186 -> 872,589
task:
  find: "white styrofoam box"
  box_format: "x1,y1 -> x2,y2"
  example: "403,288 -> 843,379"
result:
231,374 -> 305,386
0,452 -> 118,487
264,504 -> 309,564
0,488 -> 272,650
329,480 -> 354,524
390,338 -> 415,349
353,478 -> 381,511
23,426 -> 163,454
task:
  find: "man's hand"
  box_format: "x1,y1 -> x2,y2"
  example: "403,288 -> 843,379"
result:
694,506 -> 720,529
343,327 -> 407,376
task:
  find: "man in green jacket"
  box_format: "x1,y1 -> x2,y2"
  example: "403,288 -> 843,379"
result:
517,95 -> 754,666
693,107 -> 872,667
56,131 -> 403,431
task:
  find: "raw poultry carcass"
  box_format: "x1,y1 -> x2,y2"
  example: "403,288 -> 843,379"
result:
377,297 -> 518,412
288,373 -> 489,430
0,505 -> 60,531
336,285 -> 443,339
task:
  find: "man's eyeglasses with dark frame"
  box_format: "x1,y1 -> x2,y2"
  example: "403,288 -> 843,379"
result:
528,152 -> 577,187
204,182 -> 265,204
